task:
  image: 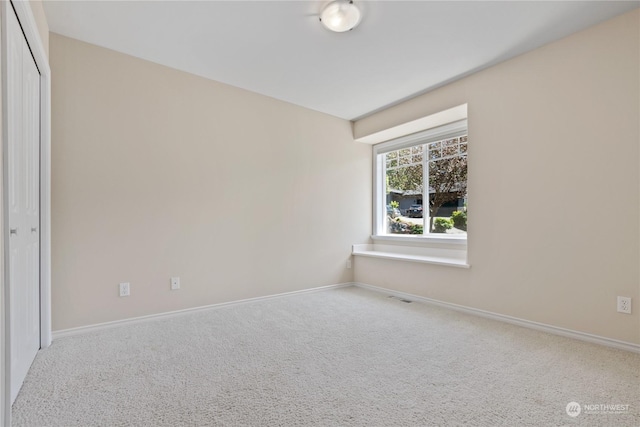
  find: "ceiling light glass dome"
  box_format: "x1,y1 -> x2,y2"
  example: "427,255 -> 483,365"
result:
320,1 -> 362,33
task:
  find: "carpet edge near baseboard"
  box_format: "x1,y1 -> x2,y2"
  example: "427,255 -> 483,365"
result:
353,282 -> 640,354
52,281 -> 640,354
52,282 -> 354,340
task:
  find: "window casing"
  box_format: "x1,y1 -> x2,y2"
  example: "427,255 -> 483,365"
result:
373,120 -> 468,242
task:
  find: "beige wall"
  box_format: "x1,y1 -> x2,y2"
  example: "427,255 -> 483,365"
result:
27,0 -> 49,58
50,10 -> 640,344
50,34 -> 371,331
354,10 -> 640,345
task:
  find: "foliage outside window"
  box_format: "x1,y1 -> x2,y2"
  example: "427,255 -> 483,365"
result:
376,122 -> 467,237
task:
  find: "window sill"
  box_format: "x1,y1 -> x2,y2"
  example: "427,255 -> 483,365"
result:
352,244 -> 469,268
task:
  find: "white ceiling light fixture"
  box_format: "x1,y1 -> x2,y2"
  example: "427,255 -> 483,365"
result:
319,0 -> 362,33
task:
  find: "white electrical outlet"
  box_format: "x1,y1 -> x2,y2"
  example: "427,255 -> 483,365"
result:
346,259 -> 352,269
617,296 -> 631,314
170,277 -> 181,290
119,282 -> 130,297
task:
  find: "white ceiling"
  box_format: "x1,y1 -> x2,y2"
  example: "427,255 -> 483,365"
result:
43,1 -> 638,120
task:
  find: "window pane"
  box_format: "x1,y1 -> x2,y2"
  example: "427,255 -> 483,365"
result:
443,137 -> 458,147
428,154 -> 467,235
377,131 -> 467,237
385,151 -> 424,235
442,146 -> 458,158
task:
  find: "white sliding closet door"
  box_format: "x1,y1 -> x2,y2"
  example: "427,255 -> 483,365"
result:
6,4 -> 41,404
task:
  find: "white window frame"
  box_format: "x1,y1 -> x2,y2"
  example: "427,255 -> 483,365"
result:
372,119 -> 468,245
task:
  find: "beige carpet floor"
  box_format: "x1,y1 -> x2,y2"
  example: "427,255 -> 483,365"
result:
12,286 -> 640,426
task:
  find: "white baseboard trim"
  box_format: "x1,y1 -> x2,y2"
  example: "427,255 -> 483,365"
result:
52,283 -> 353,339
54,281 -> 640,354
354,282 -> 640,354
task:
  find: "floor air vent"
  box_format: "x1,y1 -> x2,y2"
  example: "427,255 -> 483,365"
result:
388,295 -> 412,303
